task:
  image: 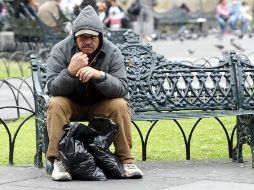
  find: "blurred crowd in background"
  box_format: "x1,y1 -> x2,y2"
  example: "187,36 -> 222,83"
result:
0,0 -> 254,42
216,0 -> 253,37
0,0 -> 155,40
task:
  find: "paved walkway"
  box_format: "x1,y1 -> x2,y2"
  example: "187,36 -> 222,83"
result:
151,33 -> 254,61
1,160 -> 254,190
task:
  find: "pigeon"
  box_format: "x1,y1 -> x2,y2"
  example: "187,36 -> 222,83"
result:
238,33 -> 244,39
221,50 -> 229,56
179,37 -> 184,42
214,44 -> 224,50
230,38 -> 245,51
188,49 -> 195,54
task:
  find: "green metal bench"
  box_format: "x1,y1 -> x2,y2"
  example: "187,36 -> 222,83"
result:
154,6 -> 212,38
30,30 -> 254,168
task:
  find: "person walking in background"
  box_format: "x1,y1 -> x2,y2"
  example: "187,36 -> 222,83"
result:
27,0 -> 39,14
228,0 -> 242,31
104,0 -> 125,29
97,0 -> 108,23
37,0 -> 63,31
60,0 -> 81,19
107,0 -> 124,17
104,10 -> 123,29
0,0 -> 7,30
216,0 -> 251,36
239,1 -> 253,33
134,0 -> 157,41
228,0 -> 251,34
45,5 -> 143,181
8,0 -> 37,18
73,0 -> 97,16
215,0 -> 230,35
127,0 -> 141,22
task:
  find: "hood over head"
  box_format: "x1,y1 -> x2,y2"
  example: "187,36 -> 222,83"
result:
72,5 -> 103,38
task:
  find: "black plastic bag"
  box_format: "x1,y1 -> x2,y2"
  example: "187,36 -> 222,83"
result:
89,144 -> 124,179
88,118 -> 124,179
88,117 -> 118,149
58,117 -> 125,180
59,123 -> 106,181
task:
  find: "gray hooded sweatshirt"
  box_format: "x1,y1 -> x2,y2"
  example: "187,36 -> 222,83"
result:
46,5 -> 128,105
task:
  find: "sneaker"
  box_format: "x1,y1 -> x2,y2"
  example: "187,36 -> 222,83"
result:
123,163 -> 143,179
51,159 -> 72,181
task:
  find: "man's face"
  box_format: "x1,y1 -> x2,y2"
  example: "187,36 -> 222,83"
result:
76,34 -> 100,56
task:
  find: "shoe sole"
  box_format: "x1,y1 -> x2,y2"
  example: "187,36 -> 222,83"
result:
52,174 -> 72,181
124,172 -> 143,179
52,176 -> 72,181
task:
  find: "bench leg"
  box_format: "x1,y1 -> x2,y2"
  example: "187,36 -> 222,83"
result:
232,119 -> 243,163
34,122 -> 43,168
232,142 -> 243,163
249,118 -> 254,168
44,125 -> 52,174
34,118 -> 45,168
233,115 -> 253,164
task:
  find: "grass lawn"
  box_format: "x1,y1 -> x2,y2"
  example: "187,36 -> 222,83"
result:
0,116 -> 252,166
131,117 -> 251,161
0,60 -> 31,79
0,116 -> 37,166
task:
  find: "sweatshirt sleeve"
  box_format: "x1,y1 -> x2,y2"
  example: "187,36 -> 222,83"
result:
93,47 -> 128,98
46,47 -> 77,96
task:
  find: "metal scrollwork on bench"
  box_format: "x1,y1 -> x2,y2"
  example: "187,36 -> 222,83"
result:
117,30 -> 254,163
119,30 -> 237,113
232,54 -> 254,166
237,55 -> 254,109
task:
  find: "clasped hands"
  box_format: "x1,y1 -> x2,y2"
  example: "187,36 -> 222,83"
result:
67,52 -> 103,83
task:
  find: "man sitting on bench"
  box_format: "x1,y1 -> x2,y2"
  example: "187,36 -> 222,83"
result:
45,5 -> 143,181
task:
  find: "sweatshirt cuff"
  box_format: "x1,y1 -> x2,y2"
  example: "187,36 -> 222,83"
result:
64,69 -> 76,79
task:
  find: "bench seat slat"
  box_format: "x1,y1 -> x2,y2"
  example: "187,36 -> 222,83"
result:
132,110 -> 254,120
